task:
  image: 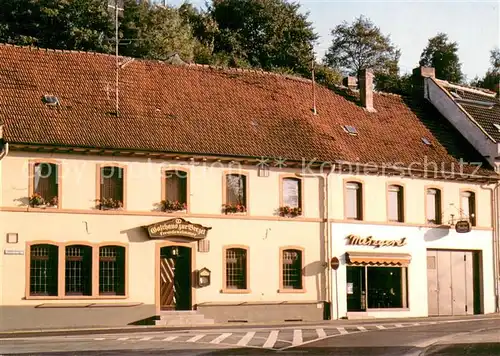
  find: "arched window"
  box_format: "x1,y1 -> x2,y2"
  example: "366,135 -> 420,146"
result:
281,249 -> 303,290
426,188 -> 442,224
461,191 -> 476,226
65,245 -> 92,296
29,244 -> 58,296
224,247 -> 248,290
99,246 -> 126,296
345,182 -> 363,220
388,185 -> 404,222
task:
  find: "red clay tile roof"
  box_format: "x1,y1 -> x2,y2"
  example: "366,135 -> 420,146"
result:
0,44 -> 495,176
440,83 -> 500,142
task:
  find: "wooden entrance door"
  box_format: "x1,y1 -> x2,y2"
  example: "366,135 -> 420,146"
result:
159,246 -> 192,310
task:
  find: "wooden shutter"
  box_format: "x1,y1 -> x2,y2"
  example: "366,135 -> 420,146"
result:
101,167 -> 123,201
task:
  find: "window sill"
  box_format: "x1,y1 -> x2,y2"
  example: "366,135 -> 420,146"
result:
28,206 -> 60,211
220,289 -> 251,294
25,295 -> 128,300
278,288 -> 306,294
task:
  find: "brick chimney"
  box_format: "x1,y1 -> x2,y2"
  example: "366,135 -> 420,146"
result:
359,69 -> 375,112
412,66 -> 435,98
343,76 -> 358,90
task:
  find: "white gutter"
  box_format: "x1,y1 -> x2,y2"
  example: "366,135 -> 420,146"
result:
481,182 -> 500,313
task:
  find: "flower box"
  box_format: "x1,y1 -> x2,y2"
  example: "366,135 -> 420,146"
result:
278,206 -> 302,217
96,198 -> 123,210
222,203 -> 246,214
161,200 -> 187,212
29,193 -> 58,208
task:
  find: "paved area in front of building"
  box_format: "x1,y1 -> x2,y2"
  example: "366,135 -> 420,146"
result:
2,316 -> 500,355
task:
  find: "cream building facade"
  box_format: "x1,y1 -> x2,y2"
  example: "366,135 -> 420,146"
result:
0,45 -> 498,330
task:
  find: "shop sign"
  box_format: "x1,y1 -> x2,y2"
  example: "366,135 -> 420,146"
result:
346,234 -> 407,248
330,257 -> 340,270
145,218 -> 211,240
455,220 -> 471,233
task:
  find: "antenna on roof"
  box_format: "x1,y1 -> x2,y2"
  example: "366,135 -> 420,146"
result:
108,0 -> 124,116
311,57 -> 317,115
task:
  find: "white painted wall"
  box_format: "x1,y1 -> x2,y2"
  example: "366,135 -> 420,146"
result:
330,223 -> 495,319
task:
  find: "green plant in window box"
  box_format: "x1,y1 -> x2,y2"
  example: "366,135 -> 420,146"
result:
279,206 -> 302,217
160,200 -> 187,212
96,198 -> 123,210
222,203 -> 246,214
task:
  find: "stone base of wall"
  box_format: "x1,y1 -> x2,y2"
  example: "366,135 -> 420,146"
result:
0,304 -> 156,331
196,301 -> 326,323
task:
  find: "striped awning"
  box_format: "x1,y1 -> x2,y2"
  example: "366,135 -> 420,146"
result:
346,252 -> 411,266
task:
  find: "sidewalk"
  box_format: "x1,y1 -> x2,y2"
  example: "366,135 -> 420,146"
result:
1,313 -> 499,339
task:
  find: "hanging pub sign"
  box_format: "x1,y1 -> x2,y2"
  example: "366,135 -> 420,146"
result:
455,220 -> 471,233
145,218 -> 211,240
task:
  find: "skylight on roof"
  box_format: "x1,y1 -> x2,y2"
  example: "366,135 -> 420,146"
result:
450,91 -> 461,99
493,124 -> 500,132
421,137 -> 432,146
42,95 -> 59,106
343,125 -> 358,135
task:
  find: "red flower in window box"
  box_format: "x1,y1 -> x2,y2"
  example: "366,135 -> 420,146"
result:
29,192 -> 46,207
279,206 -> 302,217
160,200 -> 187,212
96,198 -> 123,210
222,203 -> 246,214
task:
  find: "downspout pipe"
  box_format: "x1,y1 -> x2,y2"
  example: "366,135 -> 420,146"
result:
481,182 -> 500,313
324,167 -> 333,319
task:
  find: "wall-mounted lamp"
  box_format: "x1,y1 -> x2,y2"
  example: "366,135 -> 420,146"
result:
171,246 -> 179,257
6,233 -> 18,244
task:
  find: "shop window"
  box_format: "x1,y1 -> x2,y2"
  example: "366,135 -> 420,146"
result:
225,247 -> 247,290
461,191 -> 476,226
99,246 -> 126,296
426,188 -> 442,224
346,266 -> 408,311
29,244 -> 58,296
224,174 -> 247,213
99,166 -> 124,209
281,178 -> 302,215
65,245 -> 92,296
388,185 -> 404,222
163,170 -> 188,211
31,163 -> 59,207
282,249 -> 303,290
345,182 -> 363,220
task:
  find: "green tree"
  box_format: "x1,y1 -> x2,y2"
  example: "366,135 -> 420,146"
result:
0,0 -> 113,52
419,33 -> 463,83
208,0 -> 318,74
324,16 -> 400,80
472,48 -> 500,92
120,1 -> 197,62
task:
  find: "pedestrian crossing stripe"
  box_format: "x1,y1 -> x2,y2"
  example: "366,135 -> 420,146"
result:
90,321 -> 432,350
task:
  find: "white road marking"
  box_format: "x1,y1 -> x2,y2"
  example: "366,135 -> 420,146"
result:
263,330 -> 279,348
395,324 -> 404,328
117,337 -> 129,341
376,325 -> 386,330
357,326 -> 367,331
139,336 -> 153,341
316,328 -> 327,338
237,331 -> 256,346
210,333 -> 232,344
292,329 -> 303,346
163,335 -> 179,341
94,338 -> 106,341
187,334 -> 206,342
337,327 -> 348,335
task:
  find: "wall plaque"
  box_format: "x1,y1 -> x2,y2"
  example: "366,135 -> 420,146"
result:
145,218 -> 211,240
455,220 -> 471,233
4,249 -> 24,255
346,234 -> 407,248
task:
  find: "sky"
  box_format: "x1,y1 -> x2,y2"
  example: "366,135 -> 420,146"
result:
155,0 -> 499,80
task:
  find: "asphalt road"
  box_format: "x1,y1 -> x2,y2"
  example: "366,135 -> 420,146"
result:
1,317 -> 499,355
